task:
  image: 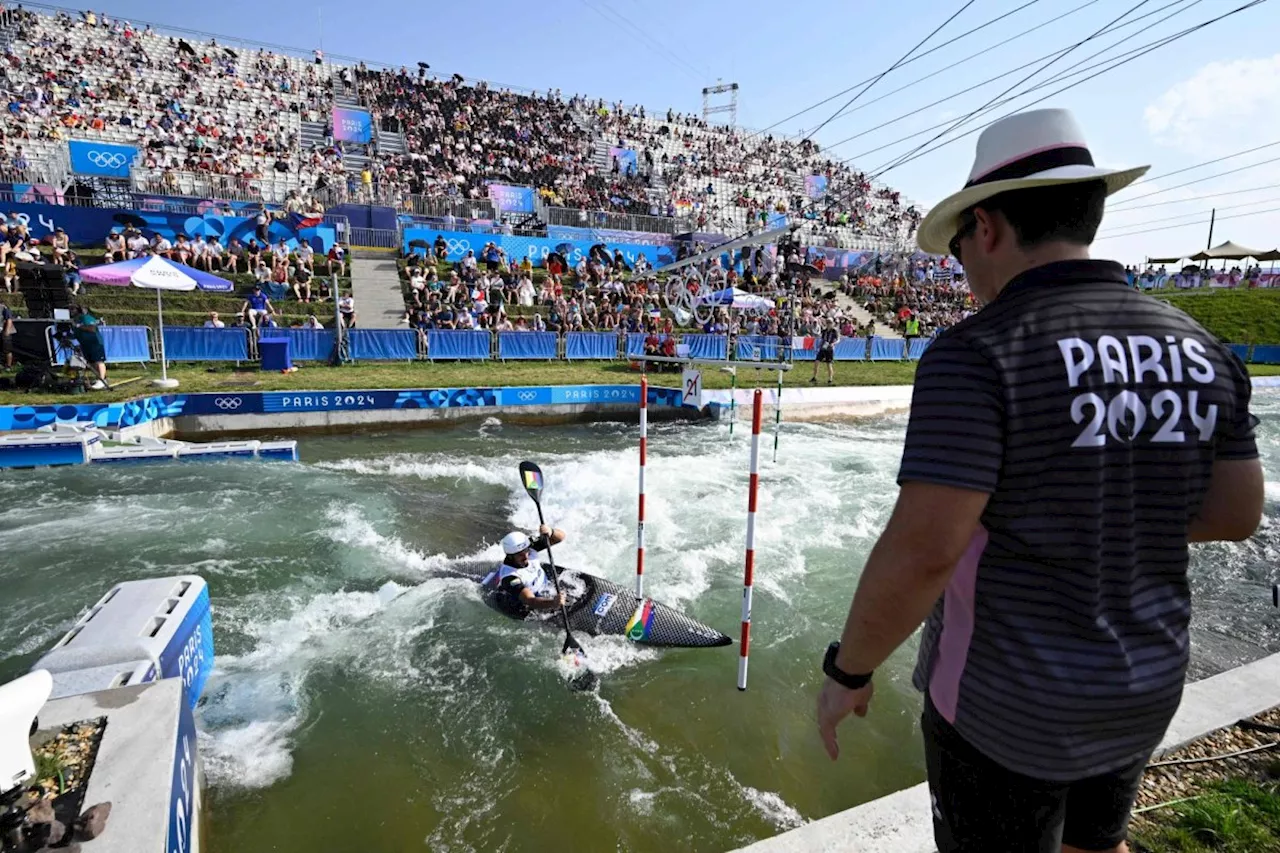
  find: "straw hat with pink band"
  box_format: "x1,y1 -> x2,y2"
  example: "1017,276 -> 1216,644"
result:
915,108 -> 1150,256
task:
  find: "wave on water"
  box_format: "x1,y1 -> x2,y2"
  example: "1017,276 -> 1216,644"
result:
313,454 -> 515,486
198,577 -> 466,791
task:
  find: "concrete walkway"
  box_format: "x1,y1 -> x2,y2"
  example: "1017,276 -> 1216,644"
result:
350,252 -> 404,328
733,650 -> 1280,853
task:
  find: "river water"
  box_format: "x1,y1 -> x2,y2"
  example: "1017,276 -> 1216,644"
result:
1,392 -> 1277,852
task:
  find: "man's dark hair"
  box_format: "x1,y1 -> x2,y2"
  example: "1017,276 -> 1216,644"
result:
976,179 -> 1107,248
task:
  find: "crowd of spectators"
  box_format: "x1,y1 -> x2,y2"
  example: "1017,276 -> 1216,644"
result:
0,7 -> 335,194
842,254 -> 973,336
0,3 -> 925,276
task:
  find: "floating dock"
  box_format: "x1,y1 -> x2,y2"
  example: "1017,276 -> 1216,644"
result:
0,422 -> 297,469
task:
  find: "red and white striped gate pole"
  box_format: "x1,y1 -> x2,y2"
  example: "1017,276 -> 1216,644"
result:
739,389 -> 763,691
636,376 -> 647,598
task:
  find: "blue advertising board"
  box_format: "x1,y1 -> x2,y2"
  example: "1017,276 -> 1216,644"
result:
0,385 -> 691,433
332,107 -> 373,144
402,227 -> 675,270
166,693 -> 197,853
68,140 -> 138,178
487,184 -> 536,214
0,203 -> 336,253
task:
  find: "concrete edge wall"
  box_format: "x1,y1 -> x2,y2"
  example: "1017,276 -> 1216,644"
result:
731,651 -> 1280,853
36,678 -> 200,853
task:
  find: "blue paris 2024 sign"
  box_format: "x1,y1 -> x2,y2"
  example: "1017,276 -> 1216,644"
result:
68,140 -> 138,178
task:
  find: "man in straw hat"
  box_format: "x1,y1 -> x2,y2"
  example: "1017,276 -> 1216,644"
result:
815,109 -> 1263,852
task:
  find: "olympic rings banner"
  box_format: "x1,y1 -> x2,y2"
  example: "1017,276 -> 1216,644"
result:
68,140 -> 138,178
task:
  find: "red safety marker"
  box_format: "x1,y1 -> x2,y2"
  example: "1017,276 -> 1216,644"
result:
636,377 -> 647,598
739,389 -> 763,690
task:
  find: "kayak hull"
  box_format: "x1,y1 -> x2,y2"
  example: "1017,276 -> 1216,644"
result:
483,566 -> 732,649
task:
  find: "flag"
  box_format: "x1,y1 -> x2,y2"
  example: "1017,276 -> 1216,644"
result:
791,336 -> 816,351
287,211 -> 323,230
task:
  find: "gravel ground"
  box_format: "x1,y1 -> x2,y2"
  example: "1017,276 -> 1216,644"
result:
1133,705 -> 1280,824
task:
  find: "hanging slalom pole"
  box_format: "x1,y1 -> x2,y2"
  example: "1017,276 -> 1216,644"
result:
772,370 -> 784,462
636,376 -> 647,598
739,389 -> 763,691
720,366 -> 737,436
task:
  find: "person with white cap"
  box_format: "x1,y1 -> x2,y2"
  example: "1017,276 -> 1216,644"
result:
815,108 -> 1263,853
480,524 -> 567,620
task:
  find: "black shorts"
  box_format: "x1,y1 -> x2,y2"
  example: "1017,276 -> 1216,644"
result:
922,695 -> 1146,852
816,347 -> 834,363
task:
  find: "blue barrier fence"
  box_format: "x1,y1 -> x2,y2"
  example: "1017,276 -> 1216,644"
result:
261,329 -> 336,361
349,329 -> 418,361
101,326 -> 152,363
499,331 -> 558,360
163,327 -> 249,362
427,330 -> 491,360
685,334 -> 728,361
1252,345 -> 1280,365
869,337 -> 907,361
565,332 -> 617,360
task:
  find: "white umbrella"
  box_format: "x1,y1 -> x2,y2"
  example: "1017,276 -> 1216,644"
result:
80,256 -> 232,389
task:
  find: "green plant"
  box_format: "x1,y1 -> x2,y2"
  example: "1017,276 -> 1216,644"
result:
1132,779 -> 1280,852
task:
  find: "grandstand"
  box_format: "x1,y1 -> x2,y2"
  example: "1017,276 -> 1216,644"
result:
0,4 -> 920,250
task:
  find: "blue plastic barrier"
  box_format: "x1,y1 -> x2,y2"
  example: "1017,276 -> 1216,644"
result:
100,326 -> 151,363
162,327 -> 249,362
259,329 -> 336,361
869,336 -> 907,361
1251,345 -> 1280,365
907,337 -> 931,361
499,331 -> 557,360
1227,343 -> 1251,362
625,333 -> 647,358
834,337 -> 868,361
349,329 -> 418,361
427,329 -> 491,360
736,335 -> 782,361
565,332 -> 618,360
684,334 -> 728,360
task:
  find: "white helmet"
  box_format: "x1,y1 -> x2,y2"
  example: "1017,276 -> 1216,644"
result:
501,531 -> 531,555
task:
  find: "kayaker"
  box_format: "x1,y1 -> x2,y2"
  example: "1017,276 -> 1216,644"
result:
481,525 -> 567,619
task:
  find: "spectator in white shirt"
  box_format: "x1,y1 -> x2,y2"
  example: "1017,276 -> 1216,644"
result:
456,309 -> 474,329
296,242 -> 315,273
172,235 -> 192,265
126,230 -> 149,259
254,261 -> 272,284
301,312 -> 324,329
203,311 -> 225,328
202,237 -> 224,272
152,234 -> 172,259
189,237 -> 207,267
516,275 -> 535,307
272,239 -> 290,271
104,231 -> 126,262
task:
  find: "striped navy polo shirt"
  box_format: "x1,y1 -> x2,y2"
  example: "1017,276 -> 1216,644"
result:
901,259 -> 1258,782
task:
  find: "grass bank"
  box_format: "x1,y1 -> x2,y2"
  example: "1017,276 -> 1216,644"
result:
1153,290 -> 1280,344
0,360 -> 922,406
1133,778 -> 1280,852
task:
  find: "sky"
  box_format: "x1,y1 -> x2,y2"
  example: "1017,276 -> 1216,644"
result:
35,0 -> 1280,264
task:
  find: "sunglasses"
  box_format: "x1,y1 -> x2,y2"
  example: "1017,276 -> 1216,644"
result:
948,210 -> 978,264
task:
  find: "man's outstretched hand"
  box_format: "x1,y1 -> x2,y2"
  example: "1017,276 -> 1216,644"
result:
816,678 -> 875,760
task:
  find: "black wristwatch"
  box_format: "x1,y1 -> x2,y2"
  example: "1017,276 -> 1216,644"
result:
823,642 -> 873,690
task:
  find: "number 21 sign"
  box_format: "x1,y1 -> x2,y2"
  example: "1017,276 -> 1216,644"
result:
682,368 -> 703,409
